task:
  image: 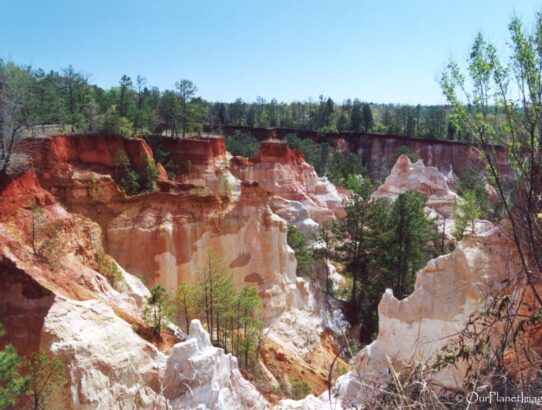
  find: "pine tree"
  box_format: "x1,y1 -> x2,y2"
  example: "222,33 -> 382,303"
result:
0,324 -> 28,410
24,351 -> 66,410
143,285 -> 175,336
350,99 -> 362,131
361,103 -> 374,131
175,282 -> 196,334
452,190 -> 481,240
385,191 -> 434,299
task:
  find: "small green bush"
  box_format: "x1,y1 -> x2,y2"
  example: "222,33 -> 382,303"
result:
114,149 -> 140,195
290,378 -> 312,400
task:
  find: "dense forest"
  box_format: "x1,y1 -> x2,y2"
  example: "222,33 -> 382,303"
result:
1,60 -> 472,142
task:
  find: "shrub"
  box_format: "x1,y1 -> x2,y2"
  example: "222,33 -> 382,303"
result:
289,378 -> 312,400
114,149 -> 140,195
287,226 -> 311,274
143,155 -> 159,192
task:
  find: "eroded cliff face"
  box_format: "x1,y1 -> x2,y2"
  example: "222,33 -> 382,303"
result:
106,182 -> 298,320
231,140 -> 345,233
210,125 -> 515,183
372,154 -> 458,217
13,134 -> 301,318
2,133 -> 352,408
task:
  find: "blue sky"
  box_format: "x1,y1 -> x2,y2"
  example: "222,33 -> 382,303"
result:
1,0 -> 540,104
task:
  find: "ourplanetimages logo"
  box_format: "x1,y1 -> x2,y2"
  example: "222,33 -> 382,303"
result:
455,391 -> 542,405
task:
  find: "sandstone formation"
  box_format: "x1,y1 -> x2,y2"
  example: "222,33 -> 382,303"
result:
165,320 -> 268,409
372,154 -> 458,217
231,140 -> 345,230
2,133 -> 351,408
276,221 -> 523,409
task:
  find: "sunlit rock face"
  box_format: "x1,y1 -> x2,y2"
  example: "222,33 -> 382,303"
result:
42,297 -> 167,409
13,134 -> 299,319
328,222 -> 521,407
231,140 -> 346,227
0,165 -> 269,409
372,154 -> 458,217
106,182 -> 298,319
150,135 -> 242,198
165,320 -> 269,409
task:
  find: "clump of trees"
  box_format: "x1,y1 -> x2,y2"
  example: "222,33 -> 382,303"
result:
141,253 -> 263,369
0,323 -> 66,410
113,149 -> 159,196
174,252 -> 263,368
224,132 -> 260,158
332,176 -> 437,343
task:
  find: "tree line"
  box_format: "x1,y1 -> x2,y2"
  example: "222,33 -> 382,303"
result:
0,58 -> 480,173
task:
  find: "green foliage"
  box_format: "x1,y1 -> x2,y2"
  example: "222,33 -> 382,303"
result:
395,145 -> 420,163
289,378 -> 312,400
153,144 -> 177,178
386,191 -> 435,299
0,324 -> 28,410
96,254 -> 123,288
458,167 -> 490,217
158,90 -> 180,136
100,104 -> 134,136
181,251 -> 263,368
284,133 -> 324,175
361,103 -> 374,131
142,155 -> 159,192
143,285 -> 175,336
224,132 -> 260,157
326,152 -> 365,187
24,350 -> 67,410
287,226 -> 311,275
114,149 -> 140,195
452,190 -> 481,240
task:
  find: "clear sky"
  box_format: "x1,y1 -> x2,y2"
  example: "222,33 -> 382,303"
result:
1,0 -> 541,104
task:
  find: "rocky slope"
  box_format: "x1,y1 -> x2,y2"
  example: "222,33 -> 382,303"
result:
1,133 -> 351,408
231,139 -> 345,234
276,232 -> 523,409
4,132 -> 524,409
